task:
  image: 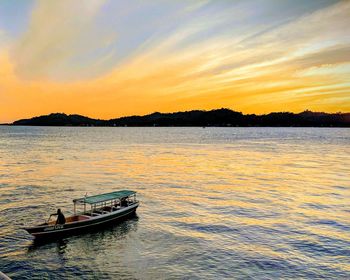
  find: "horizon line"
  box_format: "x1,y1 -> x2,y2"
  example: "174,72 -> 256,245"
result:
5,107 -> 349,125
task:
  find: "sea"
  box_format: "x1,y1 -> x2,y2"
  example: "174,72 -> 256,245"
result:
0,126 -> 349,279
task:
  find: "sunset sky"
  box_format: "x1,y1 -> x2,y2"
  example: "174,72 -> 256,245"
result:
0,0 -> 349,123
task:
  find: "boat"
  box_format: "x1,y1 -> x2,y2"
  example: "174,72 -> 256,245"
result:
24,190 -> 139,239
0,271 -> 12,280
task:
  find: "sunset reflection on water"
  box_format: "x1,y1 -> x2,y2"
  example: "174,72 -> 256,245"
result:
0,127 -> 349,279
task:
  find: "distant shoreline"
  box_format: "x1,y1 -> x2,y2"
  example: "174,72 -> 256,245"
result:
5,108 -> 350,127
2,125 -> 350,128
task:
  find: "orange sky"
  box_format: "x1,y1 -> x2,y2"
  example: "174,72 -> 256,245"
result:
0,1 -> 349,123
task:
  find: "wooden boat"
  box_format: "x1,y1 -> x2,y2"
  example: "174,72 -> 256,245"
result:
24,190 -> 139,239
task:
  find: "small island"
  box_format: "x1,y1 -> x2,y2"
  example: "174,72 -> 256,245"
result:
9,109 -> 350,127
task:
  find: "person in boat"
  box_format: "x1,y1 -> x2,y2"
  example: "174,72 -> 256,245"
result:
121,198 -> 128,207
50,208 -> 66,225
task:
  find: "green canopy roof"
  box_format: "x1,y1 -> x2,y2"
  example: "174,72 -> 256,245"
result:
73,190 -> 136,205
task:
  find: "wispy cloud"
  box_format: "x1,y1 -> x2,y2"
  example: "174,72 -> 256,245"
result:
97,1 -> 350,102
0,0 -> 349,122
12,0 -> 107,80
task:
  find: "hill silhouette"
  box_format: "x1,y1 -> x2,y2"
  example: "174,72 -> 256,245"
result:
12,113 -> 105,126
11,109 -> 350,127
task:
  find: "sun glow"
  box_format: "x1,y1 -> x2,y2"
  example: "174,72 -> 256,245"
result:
0,0 -> 349,123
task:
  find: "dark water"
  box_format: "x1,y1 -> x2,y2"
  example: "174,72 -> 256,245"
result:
0,127 -> 349,279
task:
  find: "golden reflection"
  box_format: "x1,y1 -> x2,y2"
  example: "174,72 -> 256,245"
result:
1,127 -> 349,277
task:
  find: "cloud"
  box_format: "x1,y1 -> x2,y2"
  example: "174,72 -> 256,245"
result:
0,29 -> 9,48
1,0 -> 349,122
12,0 -> 107,81
96,1 -> 350,113
11,0 -> 349,84
293,45 -> 350,69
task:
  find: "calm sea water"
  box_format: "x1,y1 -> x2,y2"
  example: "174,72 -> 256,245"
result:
0,127 -> 349,279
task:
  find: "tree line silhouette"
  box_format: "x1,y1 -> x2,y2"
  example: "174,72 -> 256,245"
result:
11,109 -> 349,127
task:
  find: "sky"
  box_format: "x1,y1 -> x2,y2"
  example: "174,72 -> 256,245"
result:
0,0 -> 349,122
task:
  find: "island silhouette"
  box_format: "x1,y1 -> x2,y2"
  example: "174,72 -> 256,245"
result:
9,109 -> 350,127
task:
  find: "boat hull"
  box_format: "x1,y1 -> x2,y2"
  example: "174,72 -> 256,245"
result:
24,203 -> 138,239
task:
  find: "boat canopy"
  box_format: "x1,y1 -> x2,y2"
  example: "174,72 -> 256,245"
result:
73,190 -> 136,205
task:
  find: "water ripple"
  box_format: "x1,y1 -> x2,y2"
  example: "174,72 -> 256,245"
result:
0,127 -> 349,279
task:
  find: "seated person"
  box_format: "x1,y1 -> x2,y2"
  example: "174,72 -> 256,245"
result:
121,198 -> 128,207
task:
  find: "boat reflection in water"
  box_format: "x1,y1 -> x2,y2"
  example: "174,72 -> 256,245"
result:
24,190 -> 139,240
25,216 -> 139,278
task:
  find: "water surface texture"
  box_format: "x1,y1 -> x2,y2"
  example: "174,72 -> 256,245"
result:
0,127 -> 349,279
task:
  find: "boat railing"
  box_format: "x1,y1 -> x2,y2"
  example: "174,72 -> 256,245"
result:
73,192 -> 138,217
79,200 -> 137,217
